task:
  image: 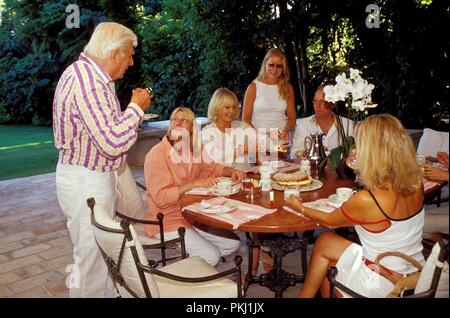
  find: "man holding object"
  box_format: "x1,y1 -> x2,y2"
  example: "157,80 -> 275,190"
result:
52,22 -> 151,297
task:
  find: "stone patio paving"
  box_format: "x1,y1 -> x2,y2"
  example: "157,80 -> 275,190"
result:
0,168 -> 305,298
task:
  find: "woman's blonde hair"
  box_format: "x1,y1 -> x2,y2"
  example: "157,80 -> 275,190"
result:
207,88 -> 240,122
355,113 -> 422,195
257,48 -> 291,101
84,22 -> 137,60
168,107 -> 201,154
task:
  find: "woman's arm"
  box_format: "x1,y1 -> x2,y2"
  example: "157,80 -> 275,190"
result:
290,119 -> 307,158
242,82 -> 256,128
286,190 -> 380,229
286,195 -> 355,229
424,165 -> 449,182
437,151 -> 449,167
177,177 -> 218,196
280,84 -> 297,138
222,167 -> 247,183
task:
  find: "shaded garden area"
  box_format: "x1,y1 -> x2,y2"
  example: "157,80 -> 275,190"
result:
0,0 -> 448,129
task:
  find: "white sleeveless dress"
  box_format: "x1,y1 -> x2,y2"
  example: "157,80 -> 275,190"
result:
251,80 -> 287,131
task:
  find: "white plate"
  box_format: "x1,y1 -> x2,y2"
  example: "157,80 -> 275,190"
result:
199,203 -> 238,214
210,186 -> 240,196
143,114 -> 158,121
328,194 -> 348,203
271,179 -> 323,192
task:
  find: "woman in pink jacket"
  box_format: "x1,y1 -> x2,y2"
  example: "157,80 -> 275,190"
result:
144,107 -> 246,266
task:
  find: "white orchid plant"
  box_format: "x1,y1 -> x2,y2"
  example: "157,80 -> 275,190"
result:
319,68 -> 378,176
323,68 -> 377,119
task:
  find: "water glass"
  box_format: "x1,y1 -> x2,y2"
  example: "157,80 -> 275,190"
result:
242,178 -> 254,198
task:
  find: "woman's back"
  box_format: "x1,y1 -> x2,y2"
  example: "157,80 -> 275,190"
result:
352,188 -> 425,274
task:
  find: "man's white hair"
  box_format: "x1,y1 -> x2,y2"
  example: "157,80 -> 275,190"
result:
84,22 -> 137,59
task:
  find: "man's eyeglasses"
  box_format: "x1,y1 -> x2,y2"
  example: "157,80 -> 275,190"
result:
313,99 -> 326,105
267,63 -> 283,69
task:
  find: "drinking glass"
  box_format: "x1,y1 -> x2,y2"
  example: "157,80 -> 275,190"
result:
346,146 -> 357,170
242,178 -> 254,199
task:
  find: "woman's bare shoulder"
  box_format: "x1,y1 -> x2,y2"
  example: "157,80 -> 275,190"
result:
247,81 -> 256,91
342,189 -> 382,221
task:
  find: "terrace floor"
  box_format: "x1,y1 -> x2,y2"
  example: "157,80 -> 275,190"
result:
0,168 -> 306,298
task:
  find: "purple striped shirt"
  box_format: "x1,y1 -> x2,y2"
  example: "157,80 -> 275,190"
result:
53,53 -> 143,172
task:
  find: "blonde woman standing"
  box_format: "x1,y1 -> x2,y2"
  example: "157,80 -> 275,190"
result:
243,48 -> 296,142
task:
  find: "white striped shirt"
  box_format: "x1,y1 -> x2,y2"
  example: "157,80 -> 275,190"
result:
52,53 -> 143,172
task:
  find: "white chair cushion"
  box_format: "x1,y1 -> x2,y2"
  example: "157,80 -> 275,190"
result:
92,202 -> 160,298
133,223 -> 161,246
415,241 -> 449,298
417,128 -> 449,156
155,256 -> 238,298
116,163 -> 146,220
94,202 -> 237,298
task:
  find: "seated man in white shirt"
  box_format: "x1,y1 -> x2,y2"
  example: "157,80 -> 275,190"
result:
291,85 -> 354,159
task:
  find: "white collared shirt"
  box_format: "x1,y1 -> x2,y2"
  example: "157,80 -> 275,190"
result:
291,115 -> 354,158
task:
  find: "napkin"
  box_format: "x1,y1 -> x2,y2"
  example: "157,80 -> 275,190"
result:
183,197 -> 276,229
423,179 -> 441,192
185,187 -> 211,196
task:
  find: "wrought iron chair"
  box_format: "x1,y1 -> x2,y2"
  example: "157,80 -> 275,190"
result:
88,198 -> 243,298
327,239 -> 449,298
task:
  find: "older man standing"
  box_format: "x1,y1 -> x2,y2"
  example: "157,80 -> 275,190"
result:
52,22 -> 151,297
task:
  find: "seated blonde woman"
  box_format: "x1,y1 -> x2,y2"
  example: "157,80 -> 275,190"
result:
287,114 -> 425,297
201,87 -> 257,171
202,88 -> 272,274
144,107 -> 246,266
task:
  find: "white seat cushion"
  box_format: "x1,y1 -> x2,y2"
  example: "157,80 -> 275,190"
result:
155,256 -> 238,298
415,241 -> 449,298
94,202 -> 238,298
133,223 -> 161,246
417,128 -> 449,156
92,202 -> 160,298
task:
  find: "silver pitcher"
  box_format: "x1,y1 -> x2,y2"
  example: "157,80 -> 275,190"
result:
304,132 -> 326,162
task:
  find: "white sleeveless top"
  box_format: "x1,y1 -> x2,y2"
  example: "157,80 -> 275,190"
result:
251,80 -> 287,130
354,192 -> 425,274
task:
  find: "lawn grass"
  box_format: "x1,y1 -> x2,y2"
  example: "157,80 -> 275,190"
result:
0,125 -> 59,181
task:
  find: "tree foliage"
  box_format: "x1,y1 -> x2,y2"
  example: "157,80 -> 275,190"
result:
0,0 -> 448,130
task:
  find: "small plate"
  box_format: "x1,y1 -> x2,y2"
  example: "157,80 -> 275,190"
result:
199,202 -> 238,214
210,186 -> 240,197
143,114 -> 158,121
328,194 -> 348,203
271,179 -> 323,192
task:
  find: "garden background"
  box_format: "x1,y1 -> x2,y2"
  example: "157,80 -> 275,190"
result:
0,0 -> 448,180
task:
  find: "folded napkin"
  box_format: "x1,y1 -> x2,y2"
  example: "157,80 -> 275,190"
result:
303,198 -> 342,213
185,187 -> 211,196
423,179 -> 441,192
182,197 -> 276,229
